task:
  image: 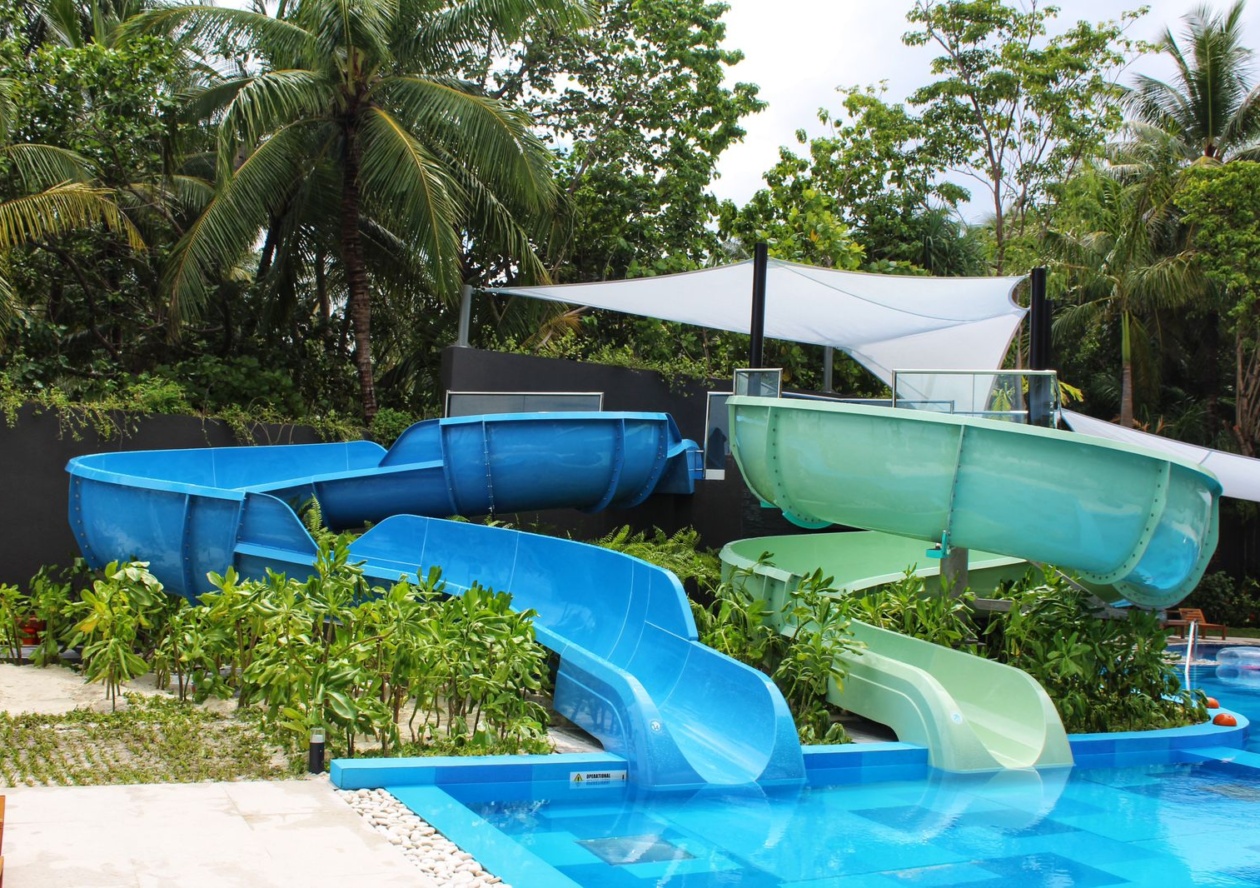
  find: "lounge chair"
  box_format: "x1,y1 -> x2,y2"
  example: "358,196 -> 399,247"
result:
1163,607 -> 1228,640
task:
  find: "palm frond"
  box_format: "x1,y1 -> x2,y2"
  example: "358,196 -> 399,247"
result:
120,5 -> 315,65
164,121 -> 322,322
1,143 -> 95,191
217,70 -> 329,173
401,0 -> 591,68
358,106 -> 461,297
0,182 -> 144,252
382,75 -> 556,213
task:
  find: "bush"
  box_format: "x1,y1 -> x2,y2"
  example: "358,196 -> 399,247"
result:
1180,571 -> 1260,628
985,573 -> 1206,733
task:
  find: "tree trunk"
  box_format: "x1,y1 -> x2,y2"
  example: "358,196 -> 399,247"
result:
1235,321 -> 1260,458
340,119 -> 377,422
1119,311 -> 1134,428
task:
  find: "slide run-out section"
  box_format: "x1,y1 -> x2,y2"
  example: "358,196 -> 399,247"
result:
67,412 -> 804,790
724,397 -> 1223,772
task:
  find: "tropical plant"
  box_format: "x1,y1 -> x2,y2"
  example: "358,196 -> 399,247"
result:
124,0 -> 589,420
1047,168 -> 1201,427
843,569 -> 979,653
1125,0 -> 1260,164
68,560 -> 164,709
985,573 -> 1206,733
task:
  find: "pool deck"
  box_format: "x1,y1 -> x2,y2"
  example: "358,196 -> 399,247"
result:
0,778 -> 425,887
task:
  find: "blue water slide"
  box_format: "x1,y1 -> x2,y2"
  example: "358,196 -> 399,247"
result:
66,412 -> 804,790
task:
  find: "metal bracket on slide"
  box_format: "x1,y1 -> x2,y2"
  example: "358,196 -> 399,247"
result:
927,531 -> 950,560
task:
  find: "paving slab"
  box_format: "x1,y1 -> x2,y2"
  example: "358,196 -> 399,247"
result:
0,778 -> 422,887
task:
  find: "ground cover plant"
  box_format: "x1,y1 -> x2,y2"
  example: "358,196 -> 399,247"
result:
0,696 -> 294,787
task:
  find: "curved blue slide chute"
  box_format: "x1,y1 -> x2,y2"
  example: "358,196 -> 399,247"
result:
66,412 -> 805,790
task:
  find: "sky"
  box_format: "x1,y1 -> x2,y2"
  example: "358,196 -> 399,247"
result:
713,0 -> 1260,206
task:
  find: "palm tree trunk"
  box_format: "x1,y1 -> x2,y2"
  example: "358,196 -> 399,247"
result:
340,121 -> 377,422
1120,311 -> 1134,428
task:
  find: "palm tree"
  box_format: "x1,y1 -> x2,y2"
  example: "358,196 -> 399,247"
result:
1048,170 -> 1201,428
1126,0 -> 1260,162
125,0 -> 589,420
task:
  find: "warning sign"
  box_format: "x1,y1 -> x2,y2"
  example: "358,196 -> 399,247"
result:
569,769 -> 628,787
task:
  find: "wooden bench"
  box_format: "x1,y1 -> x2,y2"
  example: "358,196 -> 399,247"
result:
1163,607 -> 1228,640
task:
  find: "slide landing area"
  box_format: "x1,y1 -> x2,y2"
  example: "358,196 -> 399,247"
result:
724,397 -> 1223,772
67,412 -> 804,791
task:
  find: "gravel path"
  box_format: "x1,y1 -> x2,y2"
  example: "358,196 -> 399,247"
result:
335,786 -> 510,887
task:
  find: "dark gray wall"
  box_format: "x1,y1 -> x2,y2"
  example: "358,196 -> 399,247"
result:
0,406 -> 319,586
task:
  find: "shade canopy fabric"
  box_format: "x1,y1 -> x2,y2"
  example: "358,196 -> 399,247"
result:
487,260 -> 1027,388
1062,409 -> 1260,503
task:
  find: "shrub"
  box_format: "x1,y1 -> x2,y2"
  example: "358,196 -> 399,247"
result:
985,574 -> 1206,733
1180,571 -> 1260,628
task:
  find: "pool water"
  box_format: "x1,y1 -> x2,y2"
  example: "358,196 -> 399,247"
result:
448,754 -> 1260,886
390,663 -> 1260,887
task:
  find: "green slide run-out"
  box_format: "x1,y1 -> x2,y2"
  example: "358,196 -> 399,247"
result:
722,397 -> 1223,772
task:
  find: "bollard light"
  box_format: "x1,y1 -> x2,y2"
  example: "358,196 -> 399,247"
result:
308,727 -> 326,774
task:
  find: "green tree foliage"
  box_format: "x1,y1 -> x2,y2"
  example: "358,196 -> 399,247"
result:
487,0 -> 763,283
1125,0 -> 1260,162
1177,161 -> 1260,454
1048,167 -> 1200,428
904,0 -> 1140,272
125,0 -> 588,421
720,86 -> 982,276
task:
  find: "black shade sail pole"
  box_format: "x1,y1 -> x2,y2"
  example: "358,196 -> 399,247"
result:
1028,267 -> 1053,427
750,243 -> 768,368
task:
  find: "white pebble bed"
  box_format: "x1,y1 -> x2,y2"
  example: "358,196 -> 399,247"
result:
336,787 -> 510,887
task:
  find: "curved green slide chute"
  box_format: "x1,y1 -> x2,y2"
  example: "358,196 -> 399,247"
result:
724,397 -> 1223,772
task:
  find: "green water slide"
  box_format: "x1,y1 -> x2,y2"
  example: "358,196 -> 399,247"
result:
723,397 -> 1223,772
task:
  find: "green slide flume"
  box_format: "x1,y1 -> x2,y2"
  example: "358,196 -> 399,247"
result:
723,397 -> 1223,772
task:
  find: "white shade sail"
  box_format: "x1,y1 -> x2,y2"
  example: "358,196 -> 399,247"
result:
1063,409 -> 1260,503
487,260 -> 1028,388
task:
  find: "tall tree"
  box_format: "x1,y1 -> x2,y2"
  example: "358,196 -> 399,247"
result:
720,86 -> 983,276
1126,0 -> 1260,163
486,0 -> 763,282
126,0 -> 588,420
1178,164 -> 1260,454
1048,168 -> 1200,428
904,0 -> 1138,272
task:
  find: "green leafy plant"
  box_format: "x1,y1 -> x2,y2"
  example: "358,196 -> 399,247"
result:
68,561 -> 165,709
843,569 -> 980,652
985,573 -> 1207,733
692,558 -> 858,744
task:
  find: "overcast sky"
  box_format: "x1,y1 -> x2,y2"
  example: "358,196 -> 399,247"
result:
714,0 -> 1260,206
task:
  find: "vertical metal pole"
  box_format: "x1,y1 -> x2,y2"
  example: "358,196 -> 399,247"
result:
750,243 -> 768,368
1027,268 -> 1052,427
456,283 -> 473,348
1029,268 -> 1050,370
823,346 -> 834,392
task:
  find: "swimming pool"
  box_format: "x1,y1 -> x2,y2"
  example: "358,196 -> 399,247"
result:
333,666 -> 1253,888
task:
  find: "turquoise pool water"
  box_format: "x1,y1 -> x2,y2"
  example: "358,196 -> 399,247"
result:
377,663 -> 1260,887
439,756 -> 1260,886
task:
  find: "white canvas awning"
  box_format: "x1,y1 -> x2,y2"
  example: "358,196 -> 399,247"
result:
486,260 -> 1027,388
1063,409 -> 1260,502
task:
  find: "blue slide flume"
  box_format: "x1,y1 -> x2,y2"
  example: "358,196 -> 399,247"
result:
67,412 -> 806,790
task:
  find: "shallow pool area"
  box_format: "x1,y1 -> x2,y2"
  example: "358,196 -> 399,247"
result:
424,760 -> 1260,887
333,665 -> 1257,888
